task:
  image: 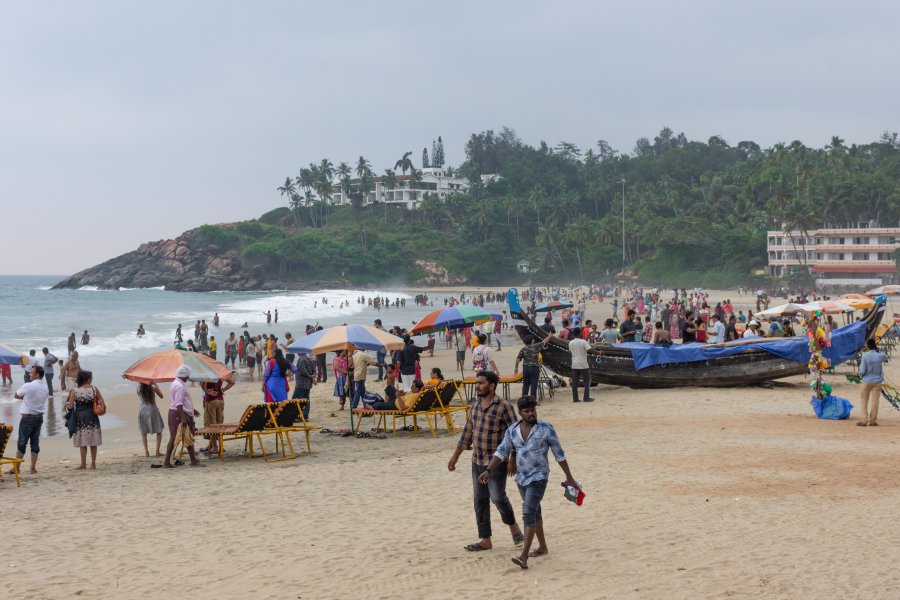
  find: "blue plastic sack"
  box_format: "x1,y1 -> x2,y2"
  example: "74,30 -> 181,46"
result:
811,395 -> 853,420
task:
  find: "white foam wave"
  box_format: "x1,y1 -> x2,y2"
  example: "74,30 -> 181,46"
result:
73,329 -> 170,358
78,285 -> 100,291
215,289 -> 411,326
35,285 -> 52,291
118,286 -> 166,291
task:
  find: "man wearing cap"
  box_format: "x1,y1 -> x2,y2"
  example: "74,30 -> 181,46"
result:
163,365 -> 204,468
742,320 -> 763,339
11,366 -> 47,475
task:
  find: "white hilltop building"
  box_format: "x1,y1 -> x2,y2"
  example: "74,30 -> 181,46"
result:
329,167 -> 469,210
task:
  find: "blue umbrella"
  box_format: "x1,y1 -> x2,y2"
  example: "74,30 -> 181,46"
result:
0,343 -> 24,366
534,300 -> 573,312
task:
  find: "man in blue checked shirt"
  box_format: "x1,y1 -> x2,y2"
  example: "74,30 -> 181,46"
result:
478,395 -> 578,570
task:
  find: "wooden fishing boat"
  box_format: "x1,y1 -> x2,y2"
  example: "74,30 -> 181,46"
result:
507,288 -> 884,388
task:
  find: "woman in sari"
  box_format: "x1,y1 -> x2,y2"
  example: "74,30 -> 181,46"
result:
262,349 -> 297,403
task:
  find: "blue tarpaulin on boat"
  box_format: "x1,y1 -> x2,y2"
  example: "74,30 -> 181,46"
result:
619,320 -> 867,371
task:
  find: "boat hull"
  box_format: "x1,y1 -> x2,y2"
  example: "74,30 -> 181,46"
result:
508,288 -> 884,389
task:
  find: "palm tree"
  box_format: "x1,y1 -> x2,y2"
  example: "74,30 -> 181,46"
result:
395,151 -> 414,175
535,218 -> 566,278
473,200 -> 490,242
563,220 -> 595,281
408,168 -> 423,189
277,177 -> 300,228
356,156 -> 371,178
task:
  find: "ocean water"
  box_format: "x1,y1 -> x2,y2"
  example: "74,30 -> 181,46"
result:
0,275 -> 467,435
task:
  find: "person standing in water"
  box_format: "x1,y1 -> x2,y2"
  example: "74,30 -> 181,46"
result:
81,330 -> 90,345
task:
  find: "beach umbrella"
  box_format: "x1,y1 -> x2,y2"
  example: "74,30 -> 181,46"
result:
835,294 -> 876,311
795,300 -> 854,315
534,300 -> 574,312
865,285 -> 900,297
754,303 -> 808,318
287,325 -> 405,433
410,305 -> 501,335
0,343 -> 25,366
122,349 -> 234,384
287,324 -> 405,355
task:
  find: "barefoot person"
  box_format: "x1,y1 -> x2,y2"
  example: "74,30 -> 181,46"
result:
11,365 -> 48,476
478,395 -> 579,569
66,370 -> 103,470
61,351 -> 81,392
163,365 -> 204,468
137,382 -> 165,457
448,370 -> 524,552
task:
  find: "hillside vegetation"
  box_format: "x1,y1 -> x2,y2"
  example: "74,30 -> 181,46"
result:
206,128 -> 900,287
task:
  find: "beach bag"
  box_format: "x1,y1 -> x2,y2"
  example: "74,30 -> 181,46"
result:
65,408 -> 77,438
92,387 -> 107,416
549,375 -> 563,389
363,392 -> 383,409
811,395 -> 853,420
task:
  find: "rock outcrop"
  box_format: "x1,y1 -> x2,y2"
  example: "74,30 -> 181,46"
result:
411,259 -> 468,287
52,228 -> 345,292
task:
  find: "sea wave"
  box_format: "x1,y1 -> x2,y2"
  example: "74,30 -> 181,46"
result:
214,289 -> 411,326
72,329 -> 170,358
35,285 -> 52,291
118,286 -> 166,291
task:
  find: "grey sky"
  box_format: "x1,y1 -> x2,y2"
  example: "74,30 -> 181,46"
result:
2,1 -> 897,275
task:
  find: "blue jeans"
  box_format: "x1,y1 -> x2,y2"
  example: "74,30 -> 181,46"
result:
571,368 -> 591,402
376,352 -> 386,379
522,365 -> 539,398
17,414 -> 43,455
472,462 -> 517,539
351,380 -> 366,409
517,479 -> 548,528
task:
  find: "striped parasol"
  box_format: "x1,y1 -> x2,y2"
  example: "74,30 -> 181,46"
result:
411,305 -> 502,335
122,349 -> 234,384
534,300 -> 574,312
835,294 -> 876,311
286,325 -> 405,354
796,300 -> 854,315
0,342 -> 25,366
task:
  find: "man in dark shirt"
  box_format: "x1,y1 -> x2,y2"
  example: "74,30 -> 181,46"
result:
680,311 -> 697,343
725,315 -> 739,342
398,335 -> 424,392
619,310 -> 638,342
539,316 -> 556,334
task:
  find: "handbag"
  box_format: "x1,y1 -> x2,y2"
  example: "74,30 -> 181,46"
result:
92,386 -> 107,416
65,407 -> 77,438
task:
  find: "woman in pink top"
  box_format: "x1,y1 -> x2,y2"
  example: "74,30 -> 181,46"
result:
333,350 -> 348,409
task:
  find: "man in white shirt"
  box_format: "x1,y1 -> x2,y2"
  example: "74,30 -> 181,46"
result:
707,315 -> 726,344
565,327 -> 597,403
13,366 -> 48,474
21,349 -> 40,384
742,320 -> 763,339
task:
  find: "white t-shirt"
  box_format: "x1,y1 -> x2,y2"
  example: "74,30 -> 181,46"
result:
708,321 -> 726,344
742,329 -> 761,339
569,338 -> 591,369
17,380 -> 49,415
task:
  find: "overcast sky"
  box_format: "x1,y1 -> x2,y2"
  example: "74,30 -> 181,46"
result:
2,1 -> 898,275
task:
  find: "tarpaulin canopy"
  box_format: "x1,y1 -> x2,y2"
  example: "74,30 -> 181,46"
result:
619,319 -> 867,371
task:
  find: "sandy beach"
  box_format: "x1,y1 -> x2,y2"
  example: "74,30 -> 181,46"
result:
3,290 -> 899,599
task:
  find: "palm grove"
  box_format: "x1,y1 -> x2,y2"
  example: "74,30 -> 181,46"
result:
196,128 -> 900,287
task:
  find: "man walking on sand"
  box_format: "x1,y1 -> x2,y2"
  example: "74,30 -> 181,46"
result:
448,371 -> 524,552
12,365 -> 48,475
163,365 -> 204,468
479,395 -> 578,569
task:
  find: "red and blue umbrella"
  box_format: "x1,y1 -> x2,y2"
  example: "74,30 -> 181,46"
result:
411,305 -> 502,335
0,343 -> 25,366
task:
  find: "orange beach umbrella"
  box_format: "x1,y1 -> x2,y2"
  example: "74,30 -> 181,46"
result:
122,349 -> 234,384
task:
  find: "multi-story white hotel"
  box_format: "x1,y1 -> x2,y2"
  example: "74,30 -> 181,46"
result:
329,167 -> 469,209
767,220 -> 899,287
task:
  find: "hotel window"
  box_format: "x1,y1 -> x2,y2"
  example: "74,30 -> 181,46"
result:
853,237 -> 866,245
852,252 -> 868,260
878,252 -> 892,260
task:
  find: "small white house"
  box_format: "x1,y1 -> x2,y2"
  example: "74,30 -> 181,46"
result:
517,259 -> 532,274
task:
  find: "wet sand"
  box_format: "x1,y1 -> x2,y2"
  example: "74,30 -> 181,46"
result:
3,288 -> 899,599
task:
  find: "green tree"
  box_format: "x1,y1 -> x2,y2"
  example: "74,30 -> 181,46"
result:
394,151 -> 414,175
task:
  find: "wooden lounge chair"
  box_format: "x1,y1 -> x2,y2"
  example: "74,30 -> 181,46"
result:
197,404 -> 273,461
268,400 -> 322,457
351,391 -> 442,437
499,372 -> 524,400
0,423 -> 24,487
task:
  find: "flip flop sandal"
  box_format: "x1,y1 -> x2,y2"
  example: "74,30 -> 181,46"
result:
174,459 -> 185,466
511,557 -> 528,569
513,533 -> 525,545
465,543 -> 490,552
